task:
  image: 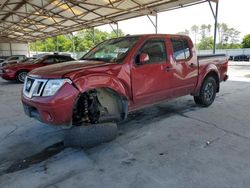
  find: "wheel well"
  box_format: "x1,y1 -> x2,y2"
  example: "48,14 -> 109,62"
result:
205,71 -> 220,92
72,88 -> 128,125
15,69 -> 29,77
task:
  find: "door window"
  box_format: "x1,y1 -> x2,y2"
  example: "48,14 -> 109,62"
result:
43,56 -> 55,64
56,56 -> 73,63
171,38 -> 191,61
139,39 -> 167,64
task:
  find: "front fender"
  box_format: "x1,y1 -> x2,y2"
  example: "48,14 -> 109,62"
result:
73,74 -> 129,98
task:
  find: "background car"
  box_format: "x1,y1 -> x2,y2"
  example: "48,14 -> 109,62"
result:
3,57 -> 37,67
0,55 -> 27,67
0,56 -> 9,63
0,54 -> 75,83
233,55 -> 250,61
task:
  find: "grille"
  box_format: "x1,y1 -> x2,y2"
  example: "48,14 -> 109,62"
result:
23,77 -> 47,98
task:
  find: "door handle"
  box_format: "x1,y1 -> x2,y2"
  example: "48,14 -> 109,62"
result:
189,63 -> 195,68
165,67 -> 173,72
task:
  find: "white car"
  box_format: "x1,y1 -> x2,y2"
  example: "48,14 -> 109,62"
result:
0,55 -> 27,67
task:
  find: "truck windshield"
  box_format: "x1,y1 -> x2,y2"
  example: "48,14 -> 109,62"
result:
81,36 -> 139,63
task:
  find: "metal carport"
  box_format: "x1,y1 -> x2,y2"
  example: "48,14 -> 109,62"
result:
0,0 -> 219,53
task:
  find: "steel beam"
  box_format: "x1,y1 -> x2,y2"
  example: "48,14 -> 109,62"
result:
213,1 -> 219,54
109,23 -> 119,37
146,13 -> 158,34
208,0 -> 219,54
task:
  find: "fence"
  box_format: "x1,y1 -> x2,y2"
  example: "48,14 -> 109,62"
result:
197,48 -> 250,56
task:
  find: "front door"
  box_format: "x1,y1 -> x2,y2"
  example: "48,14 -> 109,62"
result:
131,38 -> 173,107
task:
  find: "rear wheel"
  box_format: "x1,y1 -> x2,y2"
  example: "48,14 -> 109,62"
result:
194,76 -> 217,107
16,71 -> 28,83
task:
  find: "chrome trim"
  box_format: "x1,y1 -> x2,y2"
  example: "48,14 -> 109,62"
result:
23,76 -> 48,98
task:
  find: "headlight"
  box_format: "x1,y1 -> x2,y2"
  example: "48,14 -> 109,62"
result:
4,69 -> 12,73
42,79 -> 72,96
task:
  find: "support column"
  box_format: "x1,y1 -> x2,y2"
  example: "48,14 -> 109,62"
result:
56,36 -> 59,52
9,43 -> 12,56
92,28 -> 95,43
35,42 -> 37,55
213,1 -> 219,54
71,33 -> 75,58
208,0 -> 219,54
27,42 -> 31,57
109,23 -> 119,37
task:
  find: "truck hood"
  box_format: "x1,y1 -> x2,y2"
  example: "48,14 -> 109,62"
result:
29,60 -> 113,79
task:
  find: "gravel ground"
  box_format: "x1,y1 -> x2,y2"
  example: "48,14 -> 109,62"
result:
0,61 -> 250,188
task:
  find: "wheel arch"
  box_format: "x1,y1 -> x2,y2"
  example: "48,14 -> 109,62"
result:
15,69 -> 30,82
193,65 -> 220,96
15,69 -> 29,77
72,76 -> 130,125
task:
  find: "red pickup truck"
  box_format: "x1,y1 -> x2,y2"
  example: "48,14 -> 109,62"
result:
22,34 -> 228,126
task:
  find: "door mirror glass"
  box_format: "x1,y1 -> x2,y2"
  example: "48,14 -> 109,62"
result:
137,53 -> 149,65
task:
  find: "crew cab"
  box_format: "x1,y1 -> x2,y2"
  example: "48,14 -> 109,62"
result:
22,34 -> 228,126
0,54 -> 74,82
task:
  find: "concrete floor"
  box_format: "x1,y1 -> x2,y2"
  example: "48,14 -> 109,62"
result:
0,62 -> 250,188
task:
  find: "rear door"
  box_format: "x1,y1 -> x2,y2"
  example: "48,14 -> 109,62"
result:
131,38 -> 173,106
170,37 -> 198,96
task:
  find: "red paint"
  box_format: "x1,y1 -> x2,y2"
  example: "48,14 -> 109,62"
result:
21,34 -> 228,126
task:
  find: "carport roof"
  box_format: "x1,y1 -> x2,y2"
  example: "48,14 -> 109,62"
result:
0,0 -> 209,43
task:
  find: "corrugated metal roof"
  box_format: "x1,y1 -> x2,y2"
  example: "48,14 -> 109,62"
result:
0,0 -> 207,42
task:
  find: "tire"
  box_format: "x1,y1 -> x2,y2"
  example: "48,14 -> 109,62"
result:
64,123 -> 118,148
16,71 -> 28,83
194,76 -> 217,107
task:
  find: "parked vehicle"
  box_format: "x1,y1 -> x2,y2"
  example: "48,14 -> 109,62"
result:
3,57 -> 37,67
228,56 -> 234,61
233,55 -> 250,61
0,56 -> 9,63
22,34 -> 228,127
0,54 -> 74,83
0,55 -> 27,67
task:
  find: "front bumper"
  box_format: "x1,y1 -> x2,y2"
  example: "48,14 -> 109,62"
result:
0,72 -> 16,80
22,83 -> 80,126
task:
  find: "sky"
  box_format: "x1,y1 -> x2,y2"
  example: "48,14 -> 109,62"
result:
97,0 -> 250,42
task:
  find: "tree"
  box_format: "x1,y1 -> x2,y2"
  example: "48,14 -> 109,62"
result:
29,28 -> 125,52
207,24 -> 212,37
177,29 -> 190,36
191,25 -> 199,46
197,37 -> 214,50
200,24 -> 208,39
242,34 -> 250,48
217,23 -> 241,49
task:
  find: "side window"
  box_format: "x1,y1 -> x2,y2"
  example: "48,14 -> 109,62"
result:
44,56 -> 55,64
171,38 -> 191,61
10,57 -> 19,60
139,39 -> 167,64
56,56 -> 70,63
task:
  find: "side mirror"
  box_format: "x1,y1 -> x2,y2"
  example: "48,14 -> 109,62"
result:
137,53 -> 149,65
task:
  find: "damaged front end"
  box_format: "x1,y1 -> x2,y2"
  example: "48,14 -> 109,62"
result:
72,88 -> 128,126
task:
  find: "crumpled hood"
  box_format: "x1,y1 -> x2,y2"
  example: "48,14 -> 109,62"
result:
29,60 -> 112,79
